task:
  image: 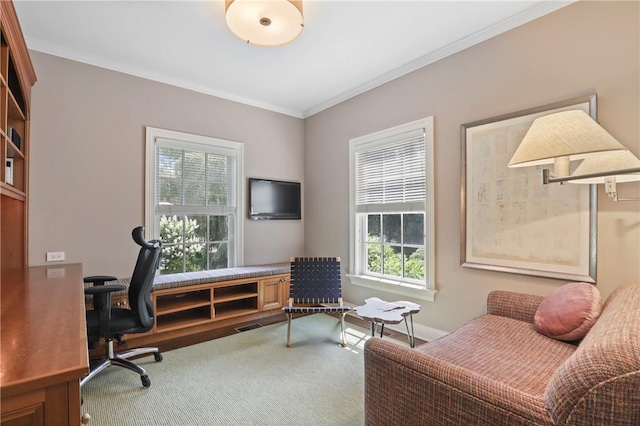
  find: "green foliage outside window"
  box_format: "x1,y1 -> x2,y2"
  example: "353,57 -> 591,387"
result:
367,243 -> 425,280
365,213 -> 425,280
158,215 -> 228,274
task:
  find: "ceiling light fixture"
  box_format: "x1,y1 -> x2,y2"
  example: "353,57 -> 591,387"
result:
225,0 -> 304,47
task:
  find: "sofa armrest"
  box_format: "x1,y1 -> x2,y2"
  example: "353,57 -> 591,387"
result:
487,291 -> 544,324
364,338 -> 551,426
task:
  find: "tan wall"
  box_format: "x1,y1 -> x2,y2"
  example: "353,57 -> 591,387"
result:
28,53 -> 305,277
304,1 -> 640,332
27,1 -> 638,334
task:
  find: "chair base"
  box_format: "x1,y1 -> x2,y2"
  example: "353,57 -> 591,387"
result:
81,338 -> 162,388
286,312 -> 348,348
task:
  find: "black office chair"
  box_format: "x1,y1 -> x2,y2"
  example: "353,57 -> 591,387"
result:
81,226 -> 163,388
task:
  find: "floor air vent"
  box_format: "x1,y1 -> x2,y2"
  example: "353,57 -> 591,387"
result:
235,323 -> 262,333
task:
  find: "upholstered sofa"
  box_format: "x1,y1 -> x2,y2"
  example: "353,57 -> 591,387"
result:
364,280 -> 640,425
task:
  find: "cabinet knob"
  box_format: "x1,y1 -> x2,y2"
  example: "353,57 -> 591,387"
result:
81,413 -> 91,424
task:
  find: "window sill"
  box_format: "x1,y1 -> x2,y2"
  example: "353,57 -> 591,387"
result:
346,274 -> 436,302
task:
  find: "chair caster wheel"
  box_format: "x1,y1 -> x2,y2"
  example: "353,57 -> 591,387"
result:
141,375 -> 151,388
154,352 -> 163,362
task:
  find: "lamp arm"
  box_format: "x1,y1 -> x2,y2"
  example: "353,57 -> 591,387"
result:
542,167 -> 640,184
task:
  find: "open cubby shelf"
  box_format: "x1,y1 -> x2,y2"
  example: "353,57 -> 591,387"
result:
149,274 -> 289,337
214,307 -> 260,321
215,298 -> 258,317
156,289 -> 212,315
215,291 -> 258,303
156,306 -> 213,332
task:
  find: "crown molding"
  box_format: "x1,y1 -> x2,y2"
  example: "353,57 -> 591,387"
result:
302,0 -> 576,118
25,38 -> 305,119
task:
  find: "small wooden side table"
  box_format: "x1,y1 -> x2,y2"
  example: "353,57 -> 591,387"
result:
354,297 -> 421,347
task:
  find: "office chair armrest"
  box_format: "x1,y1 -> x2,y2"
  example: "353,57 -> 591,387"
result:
85,284 -> 127,339
85,284 -> 127,312
84,284 -> 127,295
84,275 -> 118,286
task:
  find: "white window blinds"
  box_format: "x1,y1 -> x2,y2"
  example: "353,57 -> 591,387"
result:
354,129 -> 426,213
155,138 -> 237,216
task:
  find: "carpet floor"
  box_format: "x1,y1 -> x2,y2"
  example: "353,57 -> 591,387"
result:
81,314 -> 376,425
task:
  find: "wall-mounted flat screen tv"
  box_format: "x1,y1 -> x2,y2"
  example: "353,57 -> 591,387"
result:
248,178 -> 301,220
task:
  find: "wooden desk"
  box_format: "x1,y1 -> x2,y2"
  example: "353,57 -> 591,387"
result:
1,263 -> 89,425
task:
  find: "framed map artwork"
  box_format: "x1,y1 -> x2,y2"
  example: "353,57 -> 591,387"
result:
460,95 -> 597,282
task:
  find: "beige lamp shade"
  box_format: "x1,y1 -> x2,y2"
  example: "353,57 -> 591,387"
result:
568,150 -> 640,184
508,110 -> 627,169
225,0 -> 304,47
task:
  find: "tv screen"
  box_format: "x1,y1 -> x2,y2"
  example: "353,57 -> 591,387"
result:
249,178 -> 301,220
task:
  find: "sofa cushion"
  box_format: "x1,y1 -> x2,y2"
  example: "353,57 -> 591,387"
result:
534,282 -> 602,342
417,314 -> 577,395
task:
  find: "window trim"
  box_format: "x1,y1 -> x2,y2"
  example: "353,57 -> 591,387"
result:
348,117 -> 436,301
145,127 -> 244,268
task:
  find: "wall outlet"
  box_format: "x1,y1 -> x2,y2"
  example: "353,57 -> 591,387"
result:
46,251 -> 65,262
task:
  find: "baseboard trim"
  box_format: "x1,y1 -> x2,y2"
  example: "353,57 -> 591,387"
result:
382,321 -> 448,343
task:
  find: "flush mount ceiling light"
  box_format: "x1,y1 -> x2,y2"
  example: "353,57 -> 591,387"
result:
225,0 -> 304,47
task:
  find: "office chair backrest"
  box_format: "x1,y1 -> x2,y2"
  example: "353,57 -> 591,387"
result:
289,257 -> 342,304
128,226 -> 162,329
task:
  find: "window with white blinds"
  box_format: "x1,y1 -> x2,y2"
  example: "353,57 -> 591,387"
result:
348,117 -> 436,301
155,141 -> 237,215
355,129 -> 426,212
145,127 -> 244,274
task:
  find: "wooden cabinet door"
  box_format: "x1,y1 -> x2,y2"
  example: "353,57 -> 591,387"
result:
1,390 -> 44,426
260,275 -> 289,311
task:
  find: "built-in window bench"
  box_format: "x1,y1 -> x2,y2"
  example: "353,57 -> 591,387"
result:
84,263 -> 290,347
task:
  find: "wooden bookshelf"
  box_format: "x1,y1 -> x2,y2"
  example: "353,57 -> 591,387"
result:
1,1 -> 37,271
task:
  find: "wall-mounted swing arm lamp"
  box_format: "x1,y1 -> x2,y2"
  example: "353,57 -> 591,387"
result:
508,110 -> 640,201
567,151 -> 640,201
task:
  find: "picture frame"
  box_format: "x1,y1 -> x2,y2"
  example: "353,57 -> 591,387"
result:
460,95 -> 597,282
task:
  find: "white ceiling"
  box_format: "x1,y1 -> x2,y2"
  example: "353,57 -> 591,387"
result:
14,0 -> 573,118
